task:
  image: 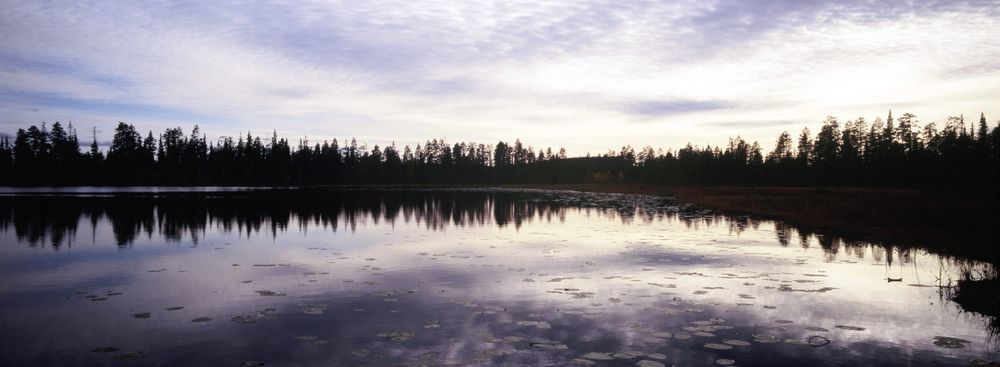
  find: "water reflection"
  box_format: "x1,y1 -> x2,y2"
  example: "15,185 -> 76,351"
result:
0,188 -> 995,366
0,189 -> 972,260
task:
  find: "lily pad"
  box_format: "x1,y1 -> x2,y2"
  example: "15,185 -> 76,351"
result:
240,362 -> 265,367
529,342 -> 568,350
785,339 -> 808,346
164,306 -> 184,311
230,315 -> 258,324
111,351 -> 148,361
516,320 -> 552,329
716,358 -> 735,366
377,331 -> 415,342
91,347 -> 120,353
581,352 -> 614,361
131,312 -> 151,319
255,290 -> 285,297
753,334 -> 779,344
932,336 -> 971,349
703,343 -> 733,350
302,307 -> 325,315
723,339 -> 751,346
834,325 -> 865,331
191,317 -> 213,323
637,360 -> 666,367
808,335 -> 831,347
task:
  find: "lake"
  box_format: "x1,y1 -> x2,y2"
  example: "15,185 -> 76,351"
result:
0,188 -> 995,366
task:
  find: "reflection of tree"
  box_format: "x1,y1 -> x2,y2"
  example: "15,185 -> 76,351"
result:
0,190 -> 989,269
3,189 -> 995,329
2,191 -> 584,247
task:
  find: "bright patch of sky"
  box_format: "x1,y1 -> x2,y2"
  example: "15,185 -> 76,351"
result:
1,0 -> 998,154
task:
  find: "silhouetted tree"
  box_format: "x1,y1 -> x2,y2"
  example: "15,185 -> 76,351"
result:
3,111 -> 997,189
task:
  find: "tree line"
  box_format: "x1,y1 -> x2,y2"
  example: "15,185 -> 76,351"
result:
0,111 -> 997,188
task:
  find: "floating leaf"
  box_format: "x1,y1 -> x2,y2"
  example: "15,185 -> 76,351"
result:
703,343 -> 733,350
753,334 -> 779,344
230,315 -> 258,323
637,360 -> 666,367
111,351 -> 148,361
808,335 -> 831,347
528,342 -> 568,350
302,307 -> 324,315
932,336 -> 971,349
255,290 -> 285,297
834,325 -> 865,331
582,352 -> 614,361
377,331 -> 415,342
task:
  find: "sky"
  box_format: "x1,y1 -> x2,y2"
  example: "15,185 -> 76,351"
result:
1,0 -> 998,155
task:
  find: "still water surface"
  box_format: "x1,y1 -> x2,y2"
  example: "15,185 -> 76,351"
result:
0,188 -> 995,366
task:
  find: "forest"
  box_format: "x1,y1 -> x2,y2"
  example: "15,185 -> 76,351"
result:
0,111 -> 997,188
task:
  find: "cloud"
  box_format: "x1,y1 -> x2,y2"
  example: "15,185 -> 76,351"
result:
1,91 -> 221,123
700,119 -> 798,130
0,0 -> 997,154
626,100 -> 734,117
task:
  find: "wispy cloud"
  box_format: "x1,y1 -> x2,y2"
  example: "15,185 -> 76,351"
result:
0,0 -> 997,153
626,100 -> 734,117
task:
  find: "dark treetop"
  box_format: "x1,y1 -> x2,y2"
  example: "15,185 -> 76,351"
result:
1,111 -> 997,188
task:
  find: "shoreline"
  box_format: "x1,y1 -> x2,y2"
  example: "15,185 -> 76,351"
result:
4,183 -> 996,263
4,183 -> 998,320
5,184 -> 997,254
509,184 -> 999,264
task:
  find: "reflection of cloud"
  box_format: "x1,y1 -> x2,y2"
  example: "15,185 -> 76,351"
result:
1,190 -> 995,365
